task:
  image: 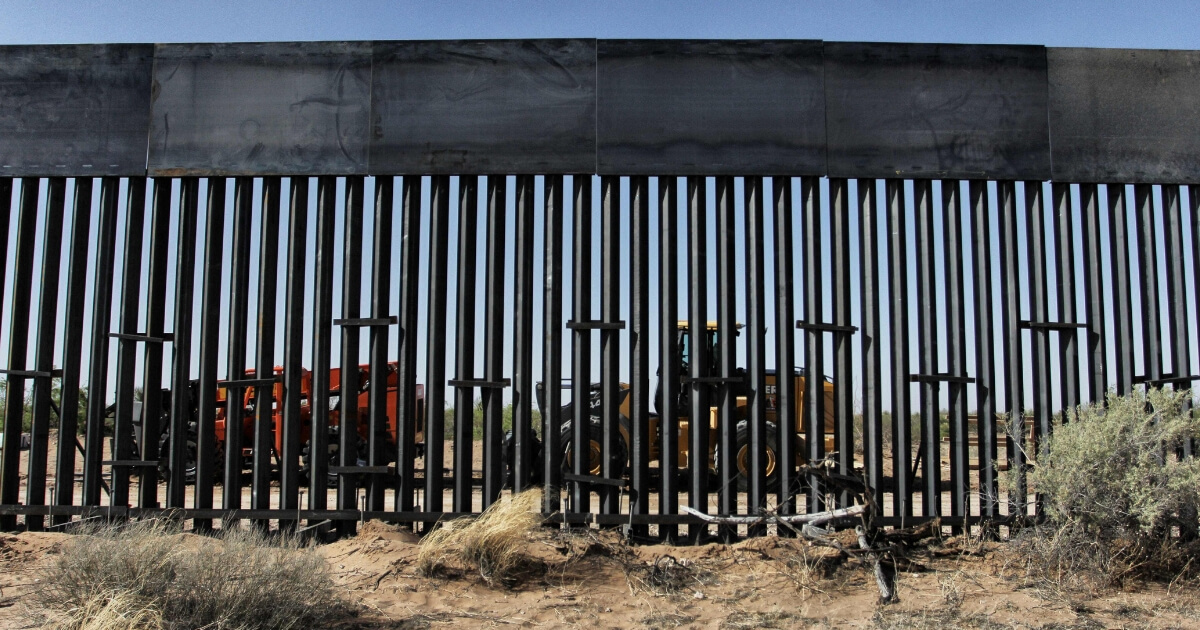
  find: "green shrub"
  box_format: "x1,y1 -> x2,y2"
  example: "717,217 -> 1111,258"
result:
1031,388 -> 1200,535
0,381 -> 89,434
444,400 -> 541,440
1009,388 -> 1200,587
877,411 -> 924,456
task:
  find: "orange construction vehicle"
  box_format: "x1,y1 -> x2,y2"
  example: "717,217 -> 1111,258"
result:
133,362 -> 424,485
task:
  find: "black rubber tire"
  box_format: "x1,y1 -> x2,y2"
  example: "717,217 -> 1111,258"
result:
304,426 -> 374,489
502,430 -> 545,488
560,416 -> 628,479
210,444 -> 227,486
715,420 -> 780,493
156,429 -> 223,485
367,432 -> 397,465
157,430 -> 196,484
301,427 -> 341,489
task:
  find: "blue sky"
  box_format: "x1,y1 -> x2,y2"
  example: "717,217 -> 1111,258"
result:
1,1 -> 1197,50
2,0 -> 1198,417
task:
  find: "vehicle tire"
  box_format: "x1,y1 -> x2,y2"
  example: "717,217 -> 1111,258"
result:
715,420 -> 780,493
368,432 -> 397,465
211,444 -> 227,486
156,428 -> 223,485
157,430 -> 196,484
560,415 -> 628,479
303,427 -> 372,489
302,428 -> 340,489
501,429 -> 545,488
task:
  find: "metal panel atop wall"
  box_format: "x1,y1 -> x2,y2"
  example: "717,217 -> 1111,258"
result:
370,39 -> 596,175
0,44 -> 153,177
596,40 -> 826,176
149,42 -> 371,176
824,42 -> 1050,180
1049,48 -> 1200,184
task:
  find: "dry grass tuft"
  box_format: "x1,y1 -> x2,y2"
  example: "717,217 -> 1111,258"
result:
417,488 -> 544,585
871,608 -> 1010,630
776,547 -> 842,594
624,555 -> 713,597
720,610 -> 798,629
937,569 -> 965,610
641,612 -> 699,629
39,589 -> 163,630
33,520 -> 351,629
38,520 -> 179,615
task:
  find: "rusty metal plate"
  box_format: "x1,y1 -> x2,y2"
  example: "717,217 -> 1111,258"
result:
0,44 -> 153,177
149,42 -> 371,176
369,39 -> 596,175
1049,48 -> 1200,184
824,42 -> 1051,180
596,40 -> 826,176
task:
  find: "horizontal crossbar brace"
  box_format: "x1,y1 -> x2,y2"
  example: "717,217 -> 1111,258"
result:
909,373 -> 976,384
448,379 -> 511,389
563,472 -> 626,489
796,320 -> 859,334
328,466 -> 392,475
109,332 -> 174,343
101,460 -> 159,468
0,368 -> 61,379
1134,373 -> 1200,386
1019,320 -> 1088,330
685,376 -> 745,385
334,317 -> 398,327
218,377 -> 279,389
567,320 -> 626,330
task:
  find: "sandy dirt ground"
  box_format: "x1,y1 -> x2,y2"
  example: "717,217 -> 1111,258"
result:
1,521 -> 1198,629
1,432 -> 1192,628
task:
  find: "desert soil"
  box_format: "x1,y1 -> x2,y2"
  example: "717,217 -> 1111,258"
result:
0,432 -> 1191,627
0,521 -> 1198,629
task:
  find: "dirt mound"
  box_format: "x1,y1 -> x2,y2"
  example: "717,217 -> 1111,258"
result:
322,526 -> 1200,629
358,519 -> 422,543
0,531 -> 68,564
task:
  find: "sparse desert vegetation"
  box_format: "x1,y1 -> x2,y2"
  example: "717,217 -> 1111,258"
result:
416,488 -> 544,585
6,389 -> 1200,629
29,520 -> 352,630
1006,387 -> 1200,591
